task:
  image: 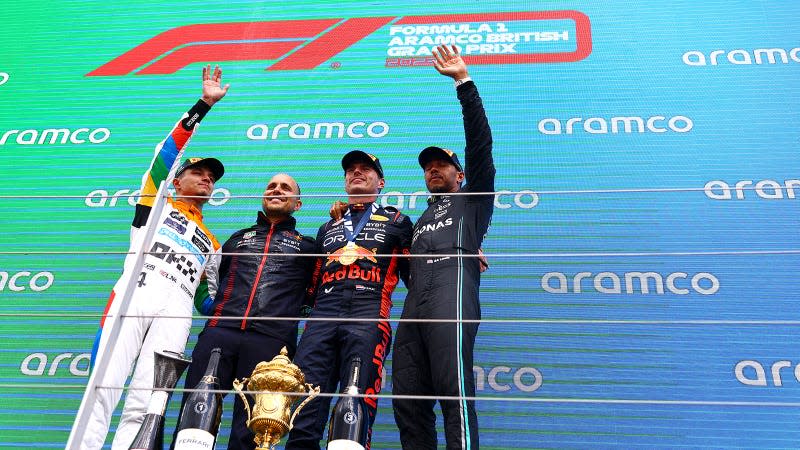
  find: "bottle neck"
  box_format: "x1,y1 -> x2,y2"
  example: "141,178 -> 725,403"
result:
345,357 -> 361,394
202,348 -> 222,383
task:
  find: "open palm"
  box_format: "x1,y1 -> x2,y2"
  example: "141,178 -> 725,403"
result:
433,45 -> 468,79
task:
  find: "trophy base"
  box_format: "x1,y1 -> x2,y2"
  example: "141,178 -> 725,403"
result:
250,417 -> 289,449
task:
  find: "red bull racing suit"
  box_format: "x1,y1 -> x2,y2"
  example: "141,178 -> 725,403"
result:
173,213 -> 316,450
285,203 -> 412,450
392,81 -> 495,450
82,100 -> 221,450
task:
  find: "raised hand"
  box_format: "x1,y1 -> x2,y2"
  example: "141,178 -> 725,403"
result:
201,65 -> 230,106
329,200 -> 348,221
432,45 -> 469,80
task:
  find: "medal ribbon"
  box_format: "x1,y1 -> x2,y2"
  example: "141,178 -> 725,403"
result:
343,203 -> 378,243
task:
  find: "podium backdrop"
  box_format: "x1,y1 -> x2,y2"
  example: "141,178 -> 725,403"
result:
1,1 -> 798,448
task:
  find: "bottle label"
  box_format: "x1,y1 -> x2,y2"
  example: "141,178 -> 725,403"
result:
327,440 -> 365,450
175,428 -> 215,449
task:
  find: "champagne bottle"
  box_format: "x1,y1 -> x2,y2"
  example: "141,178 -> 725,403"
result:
129,350 -> 191,450
173,348 -> 223,450
129,412 -> 165,450
327,357 -> 369,450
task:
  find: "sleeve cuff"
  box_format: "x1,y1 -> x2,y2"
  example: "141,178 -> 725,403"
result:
181,99 -> 212,130
454,76 -> 473,88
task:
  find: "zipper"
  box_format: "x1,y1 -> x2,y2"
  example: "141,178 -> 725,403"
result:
241,223 -> 275,329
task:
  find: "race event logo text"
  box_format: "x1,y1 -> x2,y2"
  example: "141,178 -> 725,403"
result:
87,11 -> 591,76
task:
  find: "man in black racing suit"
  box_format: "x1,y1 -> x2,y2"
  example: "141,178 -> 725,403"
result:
172,173 -> 316,450
286,151 -> 413,450
392,45 -> 495,450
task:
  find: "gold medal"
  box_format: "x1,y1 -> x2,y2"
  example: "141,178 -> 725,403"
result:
338,242 -> 358,266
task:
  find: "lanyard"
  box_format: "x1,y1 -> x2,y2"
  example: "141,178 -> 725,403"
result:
343,203 -> 378,243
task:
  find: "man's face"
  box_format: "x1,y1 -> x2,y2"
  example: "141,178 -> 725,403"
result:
424,159 -> 464,193
173,165 -> 216,199
262,173 -> 301,217
344,161 -> 385,197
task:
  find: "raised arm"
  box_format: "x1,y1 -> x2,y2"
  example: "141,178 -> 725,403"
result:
432,45 -> 495,194
136,65 -> 229,210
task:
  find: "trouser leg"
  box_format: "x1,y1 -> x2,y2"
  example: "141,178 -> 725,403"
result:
392,321 -> 437,450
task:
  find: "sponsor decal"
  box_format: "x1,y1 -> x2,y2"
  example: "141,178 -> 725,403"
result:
321,264 -> 382,285
370,214 -> 389,222
88,12 -> 590,76
735,360 -> 800,387
169,210 -> 189,226
474,365 -> 543,392
21,352 -> 91,376
158,269 -> 178,284
149,242 -> 200,283
364,321 -> 392,409
191,235 -> 209,253
0,127 -> 110,145
243,231 -> 257,240
326,244 -> 378,267
157,228 -> 204,261
0,271 -> 54,292
704,179 -> 800,200
277,236 -> 302,251
164,217 -> 187,234
324,232 -> 385,248
246,121 -> 389,140
683,47 -> 800,66
426,256 -> 451,264
538,115 -> 693,135
413,217 -> 453,242
180,283 -> 192,297
85,187 -> 231,207
542,271 -> 720,295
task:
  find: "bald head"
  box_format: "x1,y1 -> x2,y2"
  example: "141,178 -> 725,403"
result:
261,173 -> 302,221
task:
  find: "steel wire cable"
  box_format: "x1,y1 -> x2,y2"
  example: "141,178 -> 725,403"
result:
2,186 -> 797,420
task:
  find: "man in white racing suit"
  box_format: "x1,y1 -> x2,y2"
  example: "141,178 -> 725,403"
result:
78,65 -> 229,449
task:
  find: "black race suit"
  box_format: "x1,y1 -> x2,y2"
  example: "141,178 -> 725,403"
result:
392,80 -> 495,450
285,203 -> 412,450
172,213 -> 315,450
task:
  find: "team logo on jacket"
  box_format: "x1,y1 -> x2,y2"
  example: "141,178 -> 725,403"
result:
370,214 -> 389,222
163,217 -> 186,234
243,231 -> 257,239
193,228 -> 212,250
191,235 -> 209,253
326,243 -> 378,266
169,210 -> 189,226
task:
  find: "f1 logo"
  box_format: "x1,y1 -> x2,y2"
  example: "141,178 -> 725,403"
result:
88,11 -> 591,76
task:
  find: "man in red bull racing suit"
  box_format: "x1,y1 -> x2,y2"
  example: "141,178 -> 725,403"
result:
171,173 -> 316,450
285,151 -> 412,450
392,45 -> 495,450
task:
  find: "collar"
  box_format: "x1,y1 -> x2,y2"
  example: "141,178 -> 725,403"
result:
169,198 -> 204,221
256,211 -> 297,230
349,202 -> 373,212
427,194 -> 451,206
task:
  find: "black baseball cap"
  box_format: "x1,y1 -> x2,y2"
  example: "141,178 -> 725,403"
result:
341,150 -> 384,178
175,157 -> 225,181
418,146 -> 463,172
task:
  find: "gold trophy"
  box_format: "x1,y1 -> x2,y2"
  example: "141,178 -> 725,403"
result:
233,347 -> 320,449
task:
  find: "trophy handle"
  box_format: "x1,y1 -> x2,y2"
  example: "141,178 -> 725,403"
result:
232,378 -> 253,425
288,384 -> 320,430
